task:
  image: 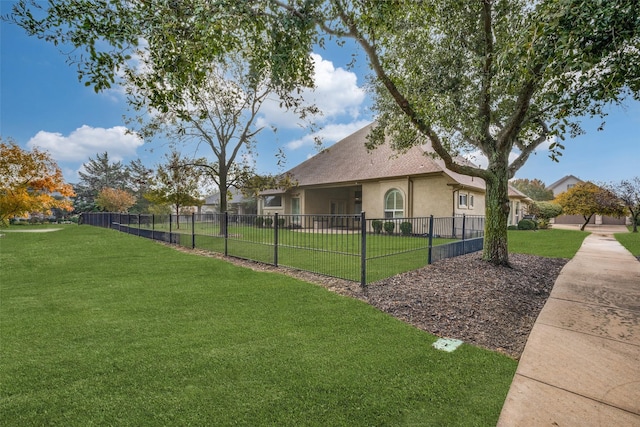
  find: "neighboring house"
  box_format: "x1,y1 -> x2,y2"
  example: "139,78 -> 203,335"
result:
201,189 -> 257,215
547,174 -> 583,197
259,123 -> 530,226
546,175 -> 628,225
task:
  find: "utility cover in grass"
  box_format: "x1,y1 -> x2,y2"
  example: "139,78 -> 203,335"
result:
432,338 -> 463,352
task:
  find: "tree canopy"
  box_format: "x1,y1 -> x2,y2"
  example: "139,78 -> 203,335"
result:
604,177 -> 640,232
8,0 -> 640,265
95,187 -> 136,213
510,179 -> 554,201
144,150 -> 204,228
0,139 -> 74,226
554,182 -> 626,231
126,54 -> 290,214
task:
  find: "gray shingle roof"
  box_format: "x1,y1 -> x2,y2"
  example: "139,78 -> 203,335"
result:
278,123 -> 529,199
288,123 -> 452,186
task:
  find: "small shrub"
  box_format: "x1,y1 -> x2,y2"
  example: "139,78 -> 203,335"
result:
372,220 -> 383,234
255,216 -> 265,227
518,218 -> 537,230
278,217 -> 286,227
383,221 -> 395,235
537,218 -> 550,229
507,225 -> 518,230
400,221 -> 413,236
264,217 -> 274,228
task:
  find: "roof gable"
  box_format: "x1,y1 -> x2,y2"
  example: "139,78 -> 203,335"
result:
547,174 -> 584,191
288,123 -> 470,187
280,123 -> 527,199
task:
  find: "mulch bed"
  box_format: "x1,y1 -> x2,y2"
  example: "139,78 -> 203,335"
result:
168,244 -> 568,359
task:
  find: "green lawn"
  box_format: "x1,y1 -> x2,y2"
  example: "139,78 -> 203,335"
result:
1,225 -> 516,426
129,220 -> 457,282
508,228 -> 589,258
615,229 -> 640,256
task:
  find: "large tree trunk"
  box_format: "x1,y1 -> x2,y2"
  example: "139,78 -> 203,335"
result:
483,168 -> 511,266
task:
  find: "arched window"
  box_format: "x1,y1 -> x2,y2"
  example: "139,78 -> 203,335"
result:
384,189 -> 404,218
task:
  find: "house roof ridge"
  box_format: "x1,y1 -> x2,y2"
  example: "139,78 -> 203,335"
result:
546,174 -> 584,189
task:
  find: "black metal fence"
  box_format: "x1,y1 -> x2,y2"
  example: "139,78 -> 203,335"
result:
81,212 -> 484,286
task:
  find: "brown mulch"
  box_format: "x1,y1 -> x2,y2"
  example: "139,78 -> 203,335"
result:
167,244 -> 567,359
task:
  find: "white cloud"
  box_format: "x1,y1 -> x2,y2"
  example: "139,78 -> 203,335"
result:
27,125 -> 144,163
286,120 -> 372,151
257,53 -> 366,129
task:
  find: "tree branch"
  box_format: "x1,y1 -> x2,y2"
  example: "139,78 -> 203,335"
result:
332,2 -> 485,179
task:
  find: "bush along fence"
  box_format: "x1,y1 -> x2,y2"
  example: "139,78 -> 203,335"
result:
81,212 -> 484,286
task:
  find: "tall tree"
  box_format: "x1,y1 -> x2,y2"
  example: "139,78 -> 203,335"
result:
75,152 -> 126,212
144,150 -> 204,228
124,159 -> 154,213
604,177 -> 640,232
510,179 -> 554,201
8,1 -> 640,265
554,182 -> 626,231
0,139 -> 74,226
126,55 -> 292,214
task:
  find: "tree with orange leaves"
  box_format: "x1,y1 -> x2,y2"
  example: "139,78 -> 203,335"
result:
95,187 -> 136,213
0,138 -> 75,226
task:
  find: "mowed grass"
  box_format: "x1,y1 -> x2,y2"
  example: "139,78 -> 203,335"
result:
615,228 -> 640,256
0,226 -> 516,426
151,222 -> 456,282
508,228 -> 589,258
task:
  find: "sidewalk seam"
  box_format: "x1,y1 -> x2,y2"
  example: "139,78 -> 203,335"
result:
546,296 -> 640,315
533,320 -> 640,348
514,373 -> 640,417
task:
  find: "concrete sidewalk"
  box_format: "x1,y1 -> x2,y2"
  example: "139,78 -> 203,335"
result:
497,228 -> 640,426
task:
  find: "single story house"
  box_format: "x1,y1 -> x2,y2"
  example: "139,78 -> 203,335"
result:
547,175 -> 628,225
200,189 -> 257,215
259,123 -> 530,226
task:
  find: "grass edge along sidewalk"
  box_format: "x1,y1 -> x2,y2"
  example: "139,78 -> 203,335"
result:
1,225 -> 515,426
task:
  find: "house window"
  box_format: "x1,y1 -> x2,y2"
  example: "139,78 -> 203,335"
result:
384,189 -> 404,218
264,195 -> 282,207
458,193 -> 468,208
469,194 -> 474,208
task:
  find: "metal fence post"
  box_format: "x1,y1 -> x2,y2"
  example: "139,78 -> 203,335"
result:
169,213 -> 172,243
274,213 -> 279,267
462,213 -> 466,253
152,214 -> 155,241
192,212 -> 196,249
427,215 -> 434,264
360,211 -> 367,289
224,211 -> 229,256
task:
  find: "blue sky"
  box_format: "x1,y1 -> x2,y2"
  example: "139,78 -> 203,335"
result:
2,1 -> 638,189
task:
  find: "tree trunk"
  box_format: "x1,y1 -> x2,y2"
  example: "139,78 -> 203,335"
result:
174,204 -> 180,229
580,214 -> 594,231
218,166 -> 228,236
483,168 -> 511,266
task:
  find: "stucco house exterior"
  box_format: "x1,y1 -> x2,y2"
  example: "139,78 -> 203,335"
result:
259,123 -> 530,226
